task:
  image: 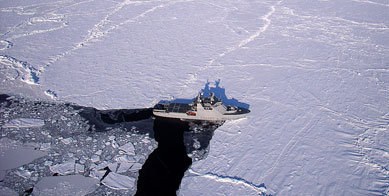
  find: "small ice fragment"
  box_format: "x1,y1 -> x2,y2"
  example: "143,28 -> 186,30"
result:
193,139 -> 201,149
41,131 -> 50,136
101,172 -> 135,190
95,150 -> 102,156
142,138 -> 150,144
89,169 -> 105,179
61,138 -> 73,145
40,143 -> 51,151
49,160 -> 75,175
129,163 -> 142,172
75,164 -> 85,173
91,155 -> 100,163
111,141 -> 119,148
60,116 -> 67,121
115,155 -> 136,163
79,156 -> 87,164
95,161 -> 110,170
108,136 -> 116,141
116,162 -> 132,173
119,142 -> 135,156
108,163 -> 118,172
15,169 -> 31,179
135,155 -> 145,162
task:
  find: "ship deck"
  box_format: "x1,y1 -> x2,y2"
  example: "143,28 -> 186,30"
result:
165,103 -> 192,113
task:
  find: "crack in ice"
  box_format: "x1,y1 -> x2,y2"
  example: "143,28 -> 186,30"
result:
188,169 -> 267,195
351,0 -> 389,7
207,1 -> 283,67
46,0 -> 187,67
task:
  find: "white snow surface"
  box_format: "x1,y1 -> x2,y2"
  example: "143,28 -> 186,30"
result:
1,0 -> 388,195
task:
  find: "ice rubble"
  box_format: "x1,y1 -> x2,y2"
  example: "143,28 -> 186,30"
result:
0,96 -> 156,195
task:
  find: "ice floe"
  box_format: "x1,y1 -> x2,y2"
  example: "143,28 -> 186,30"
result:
101,172 -> 136,190
0,138 -> 47,171
119,142 -> 136,156
2,118 -> 45,128
32,175 -> 99,196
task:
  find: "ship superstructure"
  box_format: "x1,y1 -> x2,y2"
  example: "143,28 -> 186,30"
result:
153,93 -> 250,121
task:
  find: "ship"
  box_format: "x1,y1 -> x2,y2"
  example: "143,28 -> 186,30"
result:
153,93 -> 250,121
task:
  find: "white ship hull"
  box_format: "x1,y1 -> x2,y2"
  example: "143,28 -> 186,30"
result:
153,109 -> 248,121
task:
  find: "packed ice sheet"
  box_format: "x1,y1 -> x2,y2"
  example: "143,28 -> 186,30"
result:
0,0 -> 388,195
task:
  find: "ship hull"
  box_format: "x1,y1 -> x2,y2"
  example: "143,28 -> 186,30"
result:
153,108 -> 249,121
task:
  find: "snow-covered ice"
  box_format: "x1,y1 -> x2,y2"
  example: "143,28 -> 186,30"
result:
1,0 -> 388,195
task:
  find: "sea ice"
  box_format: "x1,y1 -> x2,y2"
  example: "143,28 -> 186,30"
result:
2,118 -> 45,128
0,186 -> 17,196
14,169 -> 31,179
1,0 -> 387,194
119,142 -> 136,156
101,172 -> 136,190
0,138 -> 47,171
49,160 -> 76,175
32,175 -> 99,196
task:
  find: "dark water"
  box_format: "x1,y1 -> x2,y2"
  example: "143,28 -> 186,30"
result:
135,117 -> 192,196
